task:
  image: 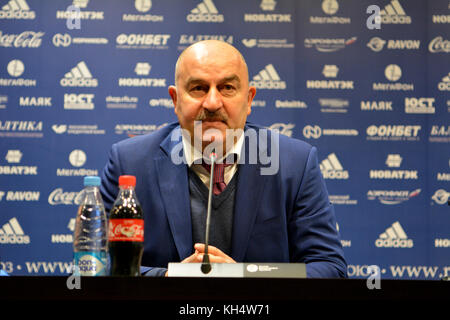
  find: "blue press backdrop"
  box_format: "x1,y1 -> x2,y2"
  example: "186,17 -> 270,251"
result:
0,0 -> 449,279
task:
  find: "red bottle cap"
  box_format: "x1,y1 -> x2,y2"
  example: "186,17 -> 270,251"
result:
119,175 -> 136,187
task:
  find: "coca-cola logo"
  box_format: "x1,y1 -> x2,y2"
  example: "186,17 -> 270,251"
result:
0,31 -> 44,48
429,36 -> 450,53
48,188 -> 83,205
109,219 -> 144,242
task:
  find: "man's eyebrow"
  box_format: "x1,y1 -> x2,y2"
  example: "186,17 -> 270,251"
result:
185,75 -> 241,86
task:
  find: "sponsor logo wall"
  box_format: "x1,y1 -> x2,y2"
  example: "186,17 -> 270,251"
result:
0,0 -> 449,279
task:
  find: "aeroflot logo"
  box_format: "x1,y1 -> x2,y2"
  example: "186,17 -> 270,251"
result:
187,0 -> 224,23
250,64 -> 286,89
375,221 -> 413,248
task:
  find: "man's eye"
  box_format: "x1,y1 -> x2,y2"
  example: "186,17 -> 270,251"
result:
221,84 -> 235,93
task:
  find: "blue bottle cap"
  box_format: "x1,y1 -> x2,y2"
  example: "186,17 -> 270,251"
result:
84,176 -> 101,186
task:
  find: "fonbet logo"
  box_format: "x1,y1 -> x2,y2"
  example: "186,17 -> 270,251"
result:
118,62 -> 166,87
376,221 -> 413,248
320,153 -> 349,179
379,0 -> 411,24
60,61 -> 98,87
366,125 -> 421,141
0,217 -> 30,244
187,0 -> 224,23
431,189 -> 449,205
0,0 -> 35,19
116,33 -> 170,49
250,64 -> 286,89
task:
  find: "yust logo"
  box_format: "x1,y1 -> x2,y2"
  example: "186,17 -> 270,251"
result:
187,0 -> 224,23
0,0 -> 35,19
405,97 -> 435,114
60,61 -> 98,87
64,93 -> 94,110
320,153 -> 349,179
0,217 -> 30,244
379,0 -> 411,24
376,221 -> 413,248
250,64 -> 286,89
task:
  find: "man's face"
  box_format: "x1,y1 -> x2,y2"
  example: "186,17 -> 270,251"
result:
169,41 -> 256,153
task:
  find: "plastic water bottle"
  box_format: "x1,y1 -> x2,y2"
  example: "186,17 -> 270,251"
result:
73,176 -> 109,276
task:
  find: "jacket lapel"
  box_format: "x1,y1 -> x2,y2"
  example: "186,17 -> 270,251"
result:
154,126 -> 192,260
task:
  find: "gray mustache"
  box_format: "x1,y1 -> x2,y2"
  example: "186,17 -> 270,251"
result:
195,109 -> 228,122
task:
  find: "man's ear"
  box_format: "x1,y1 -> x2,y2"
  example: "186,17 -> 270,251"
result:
247,86 -> 256,115
168,85 -> 178,114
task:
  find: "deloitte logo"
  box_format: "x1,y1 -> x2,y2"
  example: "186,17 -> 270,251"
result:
375,221 -> 413,248
319,153 -> 349,179
60,61 -> 98,87
0,0 -> 35,19
0,217 -> 30,244
187,0 -> 224,23
250,64 -> 286,89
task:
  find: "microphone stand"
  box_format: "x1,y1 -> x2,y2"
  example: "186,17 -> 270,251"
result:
201,151 -> 216,274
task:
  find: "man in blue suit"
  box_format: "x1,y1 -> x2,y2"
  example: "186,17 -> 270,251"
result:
100,40 -> 347,278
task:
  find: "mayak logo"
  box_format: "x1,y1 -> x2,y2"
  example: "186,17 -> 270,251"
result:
428,36 -> 450,53
56,0 -> 104,20
64,93 -> 94,110
304,36 -> 356,52
19,96 -> 51,107
320,153 -> 349,179
370,154 -> 418,180
438,72 -> 450,91
116,33 -> 170,49
244,0 -> 291,22
0,59 -> 36,87
376,221 -> 413,248
0,30 -> 44,48
310,0 -> 351,24
250,64 -> 286,89
366,125 -> 421,141
0,0 -> 35,19
373,64 -> 414,91
306,65 -> 354,90
0,217 -> 30,244
122,0 -> 164,22
268,123 -> 294,137
361,100 -> 393,111
367,37 -> 420,52
1,150 -> 37,175
405,97 -> 435,114
379,0 -> 411,24
60,61 -> 98,87
367,189 -> 421,205
431,189 -> 449,205
118,62 -> 166,87
303,125 -> 358,139
187,0 -> 224,23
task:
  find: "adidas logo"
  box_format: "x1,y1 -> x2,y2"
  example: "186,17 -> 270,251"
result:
438,72 -> 450,91
380,0 -> 411,24
319,153 -> 349,179
0,217 -> 30,244
375,221 -> 413,248
250,64 -> 286,89
187,0 -> 224,23
60,61 -> 98,87
0,0 -> 35,19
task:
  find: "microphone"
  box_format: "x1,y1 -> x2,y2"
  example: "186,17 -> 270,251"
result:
201,150 -> 216,274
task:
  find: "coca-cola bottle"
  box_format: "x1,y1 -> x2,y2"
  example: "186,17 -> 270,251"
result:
108,175 -> 144,276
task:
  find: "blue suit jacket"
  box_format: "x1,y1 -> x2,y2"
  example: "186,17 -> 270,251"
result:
100,122 -> 347,278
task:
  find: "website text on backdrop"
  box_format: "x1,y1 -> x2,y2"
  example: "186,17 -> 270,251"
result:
100,40 -> 347,278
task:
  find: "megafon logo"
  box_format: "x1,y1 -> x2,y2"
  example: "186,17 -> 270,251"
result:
187,0 -> 224,23
250,64 -> 286,89
375,221 -> 413,248
0,217 -> 30,244
379,0 -> 411,24
60,61 -> 98,87
0,0 -> 35,19
319,153 -> 349,179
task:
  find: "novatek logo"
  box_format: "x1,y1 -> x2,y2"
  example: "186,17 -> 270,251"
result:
370,154 -> 418,180
51,219 -> 75,244
431,189 -> 449,205
367,37 -> 420,52
0,30 -> 44,48
376,222 -> 413,248
0,217 -> 30,244
438,72 -> 450,91
187,0 -> 224,23
1,150 -> 37,175
118,63 -> 166,87
0,0 -> 35,19
56,0 -> 104,20
244,0 -> 291,22
428,36 -> 450,53
367,189 -> 420,205
122,0 -> 164,22
250,64 -> 286,89
320,153 -> 349,179
60,61 -> 98,87
306,65 -> 354,90
310,0 -> 351,24
373,64 -> 414,91
361,101 -> 393,111
405,97 -> 435,114
379,0 -> 411,24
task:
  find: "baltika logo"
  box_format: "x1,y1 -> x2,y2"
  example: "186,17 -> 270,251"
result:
319,153 -> 349,179
250,64 -> 286,89
372,64 -> 414,91
187,0 -> 224,23
118,62 -> 166,87
0,217 -> 30,244
0,0 -> 35,19
367,189 -> 421,205
379,0 -> 411,24
438,72 -> 450,91
60,61 -> 98,87
375,221 -> 413,248
431,189 -> 449,205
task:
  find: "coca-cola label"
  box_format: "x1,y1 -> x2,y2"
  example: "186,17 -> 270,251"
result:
109,219 -> 144,242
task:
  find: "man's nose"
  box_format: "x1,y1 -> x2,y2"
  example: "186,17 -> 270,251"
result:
202,87 -> 223,112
